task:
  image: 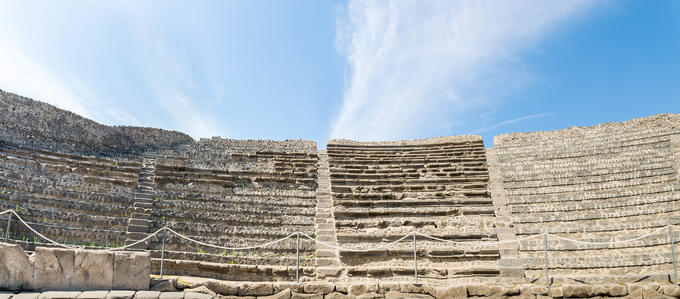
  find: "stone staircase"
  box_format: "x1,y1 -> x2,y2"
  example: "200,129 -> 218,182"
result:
125,156 -> 156,250
314,150 -> 341,279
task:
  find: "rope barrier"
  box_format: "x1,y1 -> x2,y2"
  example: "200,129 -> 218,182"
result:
0,209 -> 678,252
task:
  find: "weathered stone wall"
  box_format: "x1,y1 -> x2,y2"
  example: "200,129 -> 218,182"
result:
0,242 -> 150,291
0,90 -> 193,157
493,113 -> 680,280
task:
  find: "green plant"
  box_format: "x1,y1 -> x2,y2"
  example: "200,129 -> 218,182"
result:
197,248 -> 206,254
112,160 -> 119,167
0,187 -> 5,199
14,204 -> 18,212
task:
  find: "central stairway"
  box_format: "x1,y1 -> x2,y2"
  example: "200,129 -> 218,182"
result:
125,156 -> 156,250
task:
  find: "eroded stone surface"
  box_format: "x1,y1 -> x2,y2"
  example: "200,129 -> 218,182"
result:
32,248 -> 75,291
113,252 -> 150,290
0,242 -> 33,290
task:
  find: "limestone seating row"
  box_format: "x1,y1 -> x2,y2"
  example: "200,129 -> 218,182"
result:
514,210 -> 680,235
150,258 -> 316,282
494,126 -> 679,148
334,197 -> 493,208
505,173 -> 675,196
334,215 -> 496,231
495,133 -> 673,159
330,176 -> 489,187
512,199 -> 680,224
510,190 -> 679,214
498,155 -> 671,179
6,221 -> 126,246
332,190 -> 490,202
519,250 -> 674,270
507,182 -> 677,205
327,139 -> 484,149
503,167 -> 674,190
0,176 -> 135,205
0,146 -> 141,181
518,230 -> 679,251
328,157 -> 487,166
496,149 -> 670,173
502,162 -> 673,184
0,189 -> 131,218
334,206 -> 495,219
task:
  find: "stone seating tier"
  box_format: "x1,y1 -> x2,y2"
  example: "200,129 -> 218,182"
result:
0,143 -> 140,246
327,136 -> 499,281
493,114 -> 680,279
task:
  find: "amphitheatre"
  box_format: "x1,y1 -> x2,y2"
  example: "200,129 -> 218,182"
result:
0,88 -> 679,299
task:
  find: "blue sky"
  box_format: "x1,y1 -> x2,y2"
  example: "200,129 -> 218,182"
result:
0,1 -> 678,148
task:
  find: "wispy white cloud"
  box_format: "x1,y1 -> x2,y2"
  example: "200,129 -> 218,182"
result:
332,0 -> 600,141
471,112 -> 553,134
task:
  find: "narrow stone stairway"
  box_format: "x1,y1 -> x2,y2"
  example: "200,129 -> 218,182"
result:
314,150 -> 341,279
125,156 -> 156,250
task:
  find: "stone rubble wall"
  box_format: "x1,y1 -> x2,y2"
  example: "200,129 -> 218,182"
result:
0,242 -> 150,291
0,90 -> 194,158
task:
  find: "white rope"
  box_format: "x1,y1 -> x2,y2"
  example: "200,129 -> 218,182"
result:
165,227 -> 296,250
1,209 -> 73,248
546,226 -> 668,245
1,209 -> 679,252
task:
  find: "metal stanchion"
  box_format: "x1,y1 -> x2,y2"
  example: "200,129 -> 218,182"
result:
544,233 -> 549,288
296,232 -> 300,283
413,232 -> 418,284
4,213 -> 12,242
670,225 -> 678,285
160,229 -> 167,279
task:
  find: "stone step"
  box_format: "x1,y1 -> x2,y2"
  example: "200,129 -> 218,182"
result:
336,232 -> 498,244
134,202 -> 153,209
131,212 -> 151,220
126,232 -> 149,240
124,239 -> 149,250
128,218 -> 151,226
334,198 -> 493,208
126,224 -> 149,233
334,206 -> 495,219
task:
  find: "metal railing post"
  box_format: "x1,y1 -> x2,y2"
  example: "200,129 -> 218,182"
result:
296,232 -> 300,283
670,225 -> 678,284
4,213 -> 12,242
544,233 -> 549,288
413,232 -> 418,284
160,228 -> 167,279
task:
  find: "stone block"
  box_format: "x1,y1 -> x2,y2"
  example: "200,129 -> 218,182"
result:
349,283 -> 379,296
12,293 -> 41,299
290,292 -> 321,299
662,284 -> 680,297
0,292 -> 13,299
76,291 -> 110,299
0,242 -> 33,290
433,286 -> 466,299
466,284 -> 489,296
33,247 -> 75,291
106,291 -> 136,299
324,293 -> 350,299
183,294 -> 211,299
238,282 -> 273,296
184,286 -> 215,298
562,284 -> 594,298
384,291 -> 433,299
73,250 -> 113,290
113,252 -> 150,290
133,291 -> 160,299
260,289 -> 291,299
38,292 -> 82,299
205,280 -> 238,296
302,282 -> 334,295
157,292 -> 183,299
